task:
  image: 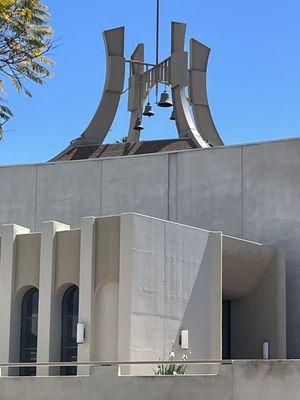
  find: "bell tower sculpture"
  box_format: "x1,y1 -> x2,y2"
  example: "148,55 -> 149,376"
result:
73,19 -> 223,148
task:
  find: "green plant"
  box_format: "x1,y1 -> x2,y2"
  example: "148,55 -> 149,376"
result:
153,340 -> 190,376
0,0 -> 54,138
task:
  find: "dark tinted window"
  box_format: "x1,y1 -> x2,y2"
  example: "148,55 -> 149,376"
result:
20,288 -> 39,376
61,285 -> 79,375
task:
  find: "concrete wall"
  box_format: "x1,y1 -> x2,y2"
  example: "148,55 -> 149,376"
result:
55,229 -> 80,290
0,137 -> 299,355
118,214 -> 222,374
15,233 -> 40,292
93,216 -> 120,362
0,214 -> 224,376
1,361 -> 300,400
222,237 -> 286,359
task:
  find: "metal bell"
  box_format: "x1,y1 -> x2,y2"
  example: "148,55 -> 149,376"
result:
133,117 -> 144,131
143,102 -> 155,118
158,91 -> 173,108
169,109 -> 176,121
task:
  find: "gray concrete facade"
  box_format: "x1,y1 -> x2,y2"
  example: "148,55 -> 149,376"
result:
0,361 -> 300,400
0,212 -> 285,376
0,137 -> 299,356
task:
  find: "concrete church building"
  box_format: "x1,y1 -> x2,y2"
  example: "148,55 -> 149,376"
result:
0,18 -> 299,400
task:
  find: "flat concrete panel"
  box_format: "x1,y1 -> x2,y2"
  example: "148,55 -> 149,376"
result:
0,165 -> 36,230
233,361 -> 300,400
130,314 -> 165,363
3,361 -> 300,400
168,153 -> 178,221
243,140 -> 300,253
243,139 -> 300,357
0,364 -> 233,400
55,229 -> 80,290
15,233 -> 41,292
176,147 -> 243,237
172,229 -> 222,366
36,161 -> 101,229
164,221 -> 210,319
101,155 -> 168,219
127,214 -> 221,369
131,215 -> 165,317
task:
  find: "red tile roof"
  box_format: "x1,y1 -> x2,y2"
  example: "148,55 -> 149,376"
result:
51,138 -> 198,161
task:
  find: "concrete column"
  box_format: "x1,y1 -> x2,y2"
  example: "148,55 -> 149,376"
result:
0,224 -> 30,376
37,221 -> 70,376
118,214 -> 134,375
77,217 -> 96,375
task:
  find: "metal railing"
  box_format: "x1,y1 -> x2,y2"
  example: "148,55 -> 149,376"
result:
0,359 -> 233,368
0,359 -> 233,377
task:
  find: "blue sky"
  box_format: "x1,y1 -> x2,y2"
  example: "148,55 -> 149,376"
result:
1,0 -> 300,165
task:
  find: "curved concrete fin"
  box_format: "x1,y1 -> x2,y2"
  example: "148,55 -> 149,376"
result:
170,22 -> 209,148
82,27 -> 125,142
104,26 -> 125,56
172,85 -> 210,148
171,22 -> 187,53
189,38 -> 223,146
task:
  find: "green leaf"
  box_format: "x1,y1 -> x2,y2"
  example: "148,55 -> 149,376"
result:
0,0 -> 54,138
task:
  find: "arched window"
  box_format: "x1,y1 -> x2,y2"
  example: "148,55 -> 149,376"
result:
19,287 -> 39,376
61,285 -> 79,375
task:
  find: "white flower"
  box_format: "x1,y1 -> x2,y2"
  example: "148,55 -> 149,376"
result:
169,351 -> 175,359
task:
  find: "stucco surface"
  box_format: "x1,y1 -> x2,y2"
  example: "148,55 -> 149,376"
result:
233,361 -> 300,400
125,215 -> 222,371
0,137 -> 299,355
15,233 -> 40,292
222,237 -> 286,358
101,155 -> 169,219
1,361 -> 300,400
94,216 -> 120,288
36,161 -> 102,229
0,166 -> 36,230
242,140 -> 300,355
176,146 -> 242,236
0,213 -> 285,374
55,229 -> 80,290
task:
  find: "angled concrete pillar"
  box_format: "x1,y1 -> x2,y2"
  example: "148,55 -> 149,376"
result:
0,224 -> 30,376
37,221 -> 70,376
77,217 -> 96,375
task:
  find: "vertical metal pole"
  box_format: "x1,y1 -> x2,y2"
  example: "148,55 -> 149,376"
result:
156,0 -> 160,67
155,0 -> 160,102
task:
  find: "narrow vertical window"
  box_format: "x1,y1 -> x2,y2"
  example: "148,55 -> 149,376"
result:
60,285 -> 79,375
20,288 -> 39,376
